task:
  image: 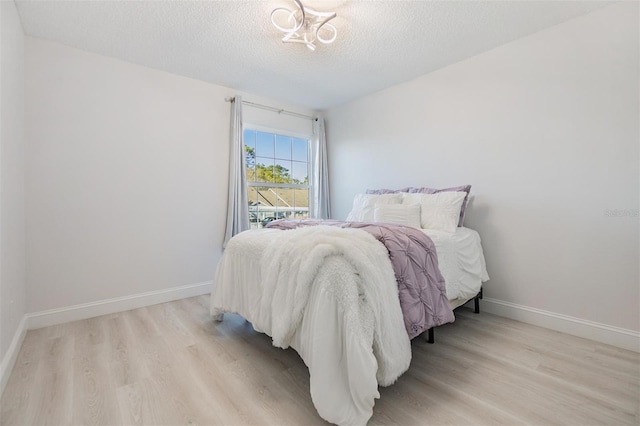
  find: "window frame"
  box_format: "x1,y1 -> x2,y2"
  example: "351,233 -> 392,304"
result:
243,123 -> 314,225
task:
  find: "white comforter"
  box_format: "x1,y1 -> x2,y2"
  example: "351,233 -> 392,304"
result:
210,226 -> 412,426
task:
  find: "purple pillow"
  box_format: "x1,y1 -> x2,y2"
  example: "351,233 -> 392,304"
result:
367,185 -> 472,227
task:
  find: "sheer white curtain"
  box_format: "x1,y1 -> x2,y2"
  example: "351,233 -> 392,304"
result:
312,114 -> 331,219
223,96 -> 250,247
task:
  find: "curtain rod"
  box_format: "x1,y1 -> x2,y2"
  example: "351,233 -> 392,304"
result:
225,96 -> 316,121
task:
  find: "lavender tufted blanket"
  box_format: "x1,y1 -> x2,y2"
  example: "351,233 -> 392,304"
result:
266,219 -> 455,339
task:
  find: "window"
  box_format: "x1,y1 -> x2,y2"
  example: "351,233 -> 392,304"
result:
244,128 -> 311,229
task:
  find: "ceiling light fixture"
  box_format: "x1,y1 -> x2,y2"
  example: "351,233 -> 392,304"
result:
270,0 -> 337,51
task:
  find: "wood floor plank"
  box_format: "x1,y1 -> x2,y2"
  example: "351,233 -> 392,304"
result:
72,332 -> 123,426
0,330 -> 46,425
402,342 -> 528,426
1,297 -> 638,426
26,336 -> 74,425
106,315 -> 149,388
440,322 -> 638,423
178,343 -> 261,425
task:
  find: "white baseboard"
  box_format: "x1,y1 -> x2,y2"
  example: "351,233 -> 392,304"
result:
25,281 -> 212,330
0,315 -> 27,398
481,297 -> 640,352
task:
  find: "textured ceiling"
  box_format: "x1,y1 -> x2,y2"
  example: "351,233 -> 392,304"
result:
15,0 -> 610,110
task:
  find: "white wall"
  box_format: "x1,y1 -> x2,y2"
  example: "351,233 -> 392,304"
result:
325,3 -> 639,332
1,0 -> 27,372
25,37 -> 314,314
242,95 -> 314,138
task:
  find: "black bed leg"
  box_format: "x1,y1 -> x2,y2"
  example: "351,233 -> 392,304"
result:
427,328 -> 435,344
474,287 -> 483,314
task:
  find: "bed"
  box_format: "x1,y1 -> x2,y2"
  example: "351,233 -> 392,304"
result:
210,188 -> 489,425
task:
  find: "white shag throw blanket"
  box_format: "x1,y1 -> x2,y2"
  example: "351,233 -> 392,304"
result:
259,225 -> 411,386
211,226 -> 412,425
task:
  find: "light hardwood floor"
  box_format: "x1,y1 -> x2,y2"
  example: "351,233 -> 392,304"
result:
1,295 -> 638,425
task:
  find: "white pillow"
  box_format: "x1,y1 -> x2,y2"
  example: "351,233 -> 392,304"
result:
402,191 -> 467,232
373,204 -> 421,228
346,193 -> 403,222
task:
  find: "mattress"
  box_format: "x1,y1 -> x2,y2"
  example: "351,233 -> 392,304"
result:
423,227 -> 490,304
